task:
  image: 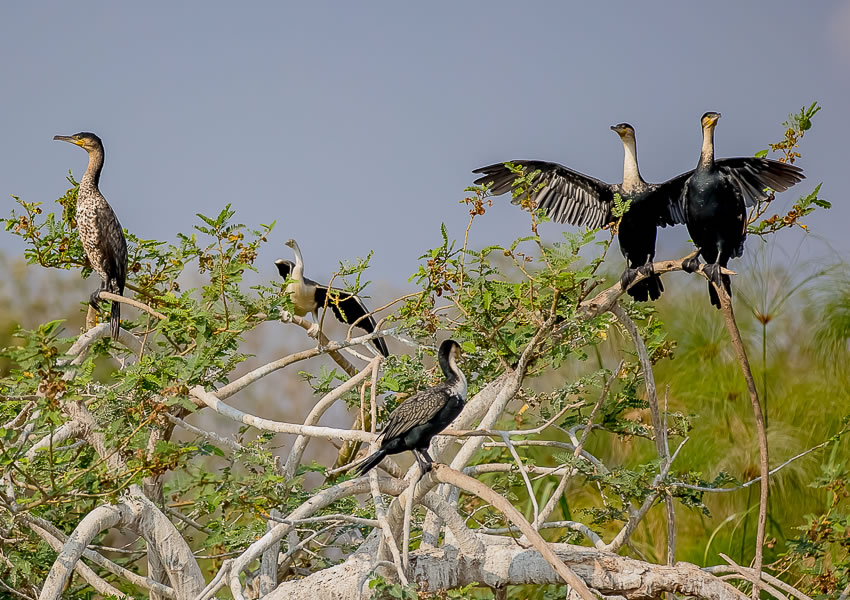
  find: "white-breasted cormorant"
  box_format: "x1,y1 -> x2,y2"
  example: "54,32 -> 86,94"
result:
681,112 -> 805,308
473,124 -> 688,301
473,121 -> 804,302
54,132 -> 128,339
275,239 -> 389,357
353,339 -> 466,475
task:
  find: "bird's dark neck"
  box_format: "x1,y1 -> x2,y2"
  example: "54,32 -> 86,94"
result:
621,137 -> 645,191
698,127 -> 715,170
81,147 -> 105,189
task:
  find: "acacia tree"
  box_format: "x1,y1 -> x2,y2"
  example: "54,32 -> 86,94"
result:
0,105 -> 843,600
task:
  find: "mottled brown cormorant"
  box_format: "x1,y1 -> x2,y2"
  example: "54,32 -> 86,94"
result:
681,112 -> 805,308
353,339 -> 466,475
54,132 -> 127,339
275,239 -> 389,357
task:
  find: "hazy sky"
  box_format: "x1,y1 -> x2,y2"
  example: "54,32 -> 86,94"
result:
1,2 -> 847,291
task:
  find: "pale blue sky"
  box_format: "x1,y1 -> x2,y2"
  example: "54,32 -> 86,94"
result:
2,2 -> 847,289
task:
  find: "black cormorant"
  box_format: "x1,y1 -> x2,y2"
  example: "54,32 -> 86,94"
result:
275,239 -> 389,357
353,339 -> 466,475
54,132 -> 127,339
681,112 -> 805,308
473,124 -> 688,301
473,122 -> 804,302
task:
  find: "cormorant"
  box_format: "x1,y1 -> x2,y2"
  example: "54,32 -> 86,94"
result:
275,239 -> 389,357
473,122 -> 803,302
54,132 -> 127,339
474,124 -> 689,301
681,112 -> 805,308
353,339 -> 466,475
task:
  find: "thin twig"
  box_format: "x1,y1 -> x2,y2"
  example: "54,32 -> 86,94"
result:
98,291 -> 166,320
535,365 -> 619,528
611,303 -> 676,565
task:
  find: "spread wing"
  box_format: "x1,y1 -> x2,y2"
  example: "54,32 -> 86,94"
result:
380,387 -> 448,442
652,157 -> 805,220
714,157 -> 805,207
473,160 -> 615,229
314,286 -> 390,357
647,174 -> 691,227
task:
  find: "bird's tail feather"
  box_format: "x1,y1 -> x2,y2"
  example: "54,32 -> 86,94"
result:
110,299 -> 121,340
708,275 -> 732,309
374,337 -> 390,358
353,448 -> 387,476
627,274 -> 663,302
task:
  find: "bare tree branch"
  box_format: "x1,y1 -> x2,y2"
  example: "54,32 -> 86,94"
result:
431,465 -> 595,600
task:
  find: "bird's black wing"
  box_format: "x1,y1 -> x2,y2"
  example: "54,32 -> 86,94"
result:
714,158 -> 805,207
473,160 -> 615,229
314,286 -> 390,357
380,387 -> 449,442
647,172 -> 693,227
274,259 -> 293,279
650,158 -> 805,223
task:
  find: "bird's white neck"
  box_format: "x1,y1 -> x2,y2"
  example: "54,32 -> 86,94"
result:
699,126 -> 716,169
290,241 -> 305,280
620,136 -> 643,191
447,353 -> 467,400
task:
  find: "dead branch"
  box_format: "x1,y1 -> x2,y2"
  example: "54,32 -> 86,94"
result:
97,291 -> 166,320
431,465 -> 595,600
611,303 -> 676,564
713,280 -> 769,598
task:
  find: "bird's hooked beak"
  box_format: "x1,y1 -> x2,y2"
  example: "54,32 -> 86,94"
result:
53,135 -> 82,146
702,112 -> 721,129
609,124 -> 634,140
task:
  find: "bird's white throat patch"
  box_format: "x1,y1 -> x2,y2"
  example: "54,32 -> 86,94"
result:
621,137 -> 642,192
448,354 -> 467,400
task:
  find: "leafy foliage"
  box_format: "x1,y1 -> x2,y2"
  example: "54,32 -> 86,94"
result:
0,105 -> 846,600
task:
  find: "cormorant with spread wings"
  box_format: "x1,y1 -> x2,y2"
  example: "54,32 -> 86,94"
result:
681,112 -> 804,308
473,122 -> 803,302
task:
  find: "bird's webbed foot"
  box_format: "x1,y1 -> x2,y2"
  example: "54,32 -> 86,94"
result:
637,261 -> 655,278
682,255 -> 701,274
415,450 -> 434,474
619,267 -> 639,291
89,289 -> 102,311
702,263 -> 723,288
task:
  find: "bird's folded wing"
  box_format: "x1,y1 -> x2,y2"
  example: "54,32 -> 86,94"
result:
95,206 -> 128,291
380,388 -> 447,441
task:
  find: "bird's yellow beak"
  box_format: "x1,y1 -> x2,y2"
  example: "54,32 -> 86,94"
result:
703,114 -> 721,128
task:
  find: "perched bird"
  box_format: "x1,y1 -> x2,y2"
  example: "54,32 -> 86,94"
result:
54,132 -> 127,339
681,112 -> 805,308
353,339 -> 466,475
473,121 -> 804,302
275,239 -> 389,357
474,124 -> 688,301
